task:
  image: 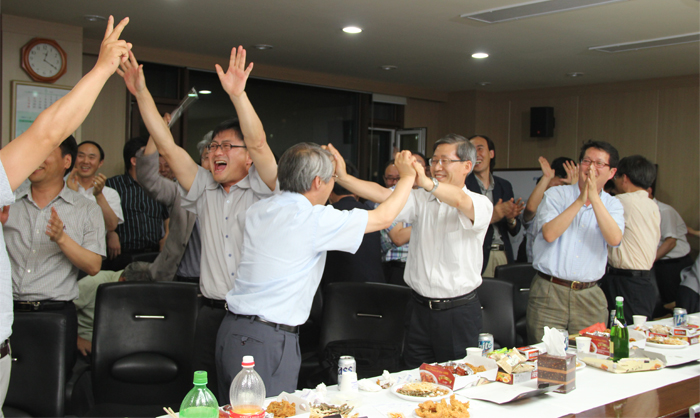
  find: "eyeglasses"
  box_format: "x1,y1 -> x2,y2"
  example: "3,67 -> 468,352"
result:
383,176 -> 400,182
580,159 -> 610,168
206,142 -> 247,152
429,158 -> 466,167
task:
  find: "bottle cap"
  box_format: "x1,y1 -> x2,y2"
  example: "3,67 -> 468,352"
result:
193,370 -> 208,385
616,296 -> 624,302
242,355 -> 255,368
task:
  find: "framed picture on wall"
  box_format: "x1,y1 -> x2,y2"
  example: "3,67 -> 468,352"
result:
11,80 -> 72,140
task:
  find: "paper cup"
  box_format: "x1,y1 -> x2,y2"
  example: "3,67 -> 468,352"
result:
575,336 -> 592,354
338,371 -> 358,392
466,347 -> 484,357
633,315 -> 647,326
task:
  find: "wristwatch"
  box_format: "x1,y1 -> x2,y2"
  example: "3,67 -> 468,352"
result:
508,217 -> 517,227
429,177 -> 439,194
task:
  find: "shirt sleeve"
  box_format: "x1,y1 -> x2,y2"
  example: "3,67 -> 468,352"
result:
80,201 -> 107,257
102,187 -> 124,224
394,189 -> 419,224
460,190 -> 493,232
180,166 -> 216,215
660,206 -> 686,240
248,164 -> 279,197
0,159 -> 16,206
313,206 -> 368,254
606,195 -> 625,247
537,187 -> 566,227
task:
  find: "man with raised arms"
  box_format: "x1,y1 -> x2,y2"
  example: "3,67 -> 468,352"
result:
118,46 -> 277,397
0,15 -> 131,412
329,134 -> 493,367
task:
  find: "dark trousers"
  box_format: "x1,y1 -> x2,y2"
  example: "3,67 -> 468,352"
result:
215,313 -> 300,400
383,261 -> 407,287
601,269 -> 657,324
403,296 -> 482,369
677,285 -> 700,314
192,303 -> 227,399
654,255 -> 694,304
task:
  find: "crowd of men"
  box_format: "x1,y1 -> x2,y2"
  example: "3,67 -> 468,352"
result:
0,16 -> 698,412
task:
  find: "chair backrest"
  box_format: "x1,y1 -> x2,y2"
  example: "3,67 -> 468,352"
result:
494,263 -> 536,319
5,312 -> 67,417
318,282 -> 411,381
477,277 -> 516,349
91,282 -> 198,406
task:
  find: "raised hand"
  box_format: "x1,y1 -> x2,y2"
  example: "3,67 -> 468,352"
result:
563,160 -> 579,185
46,207 -> 65,243
538,156 -> 554,179
586,164 -> 599,201
93,173 -> 107,196
215,46 -> 253,98
508,197 -> 525,219
325,143 -> 347,180
394,151 -> 416,179
116,51 -> 145,96
95,16 -> 131,75
66,168 -> 80,192
0,206 -> 9,226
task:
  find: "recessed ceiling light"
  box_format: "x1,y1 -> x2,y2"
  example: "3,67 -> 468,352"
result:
198,90 -> 212,95
566,72 -> 585,77
343,26 -> 362,34
477,81 -> 492,86
380,65 -> 398,70
83,15 -> 107,22
253,44 -> 273,50
472,52 -> 489,59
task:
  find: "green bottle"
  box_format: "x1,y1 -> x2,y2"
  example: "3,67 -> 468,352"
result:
610,296 -> 629,362
180,371 -> 219,418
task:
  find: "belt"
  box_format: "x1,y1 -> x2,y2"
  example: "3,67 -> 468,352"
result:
0,340 -> 8,359
490,244 -> 505,251
607,267 -> 653,277
538,272 -> 598,290
13,301 -> 69,312
412,290 -> 477,311
230,313 -> 299,334
202,297 -> 227,310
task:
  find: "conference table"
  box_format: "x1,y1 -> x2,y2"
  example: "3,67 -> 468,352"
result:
287,314 -> 700,418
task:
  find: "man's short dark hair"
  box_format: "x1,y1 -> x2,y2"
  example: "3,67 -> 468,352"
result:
212,119 -> 244,143
121,261 -> 153,282
468,135 -> 496,171
333,160 -> 358,196
123,137 -> 147,173
550,157 -> 575,179
616,155 -> 656,189
579,140 -> 619,169
79,140 -> 105,161
60,135 -> 78,174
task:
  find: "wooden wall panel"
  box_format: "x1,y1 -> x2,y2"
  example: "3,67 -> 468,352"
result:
578,90 -> 659,161
80,55 -> 128,178
446,90 -> 476,140
404,98 -> 448,156
473,94 -> 510,166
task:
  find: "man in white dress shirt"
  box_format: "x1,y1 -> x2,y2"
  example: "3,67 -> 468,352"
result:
330,134 -> 493,368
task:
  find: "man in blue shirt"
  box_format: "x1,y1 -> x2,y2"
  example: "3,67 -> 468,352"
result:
527,140 -> 625,344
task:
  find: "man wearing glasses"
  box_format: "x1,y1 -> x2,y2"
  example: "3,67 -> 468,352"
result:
527,140 -> 624,344
329,134 -> 493,367
118,46 -> 277,397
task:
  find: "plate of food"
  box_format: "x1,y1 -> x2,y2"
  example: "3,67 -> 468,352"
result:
646,336 -> 689,349
309,403 -> 357,418
392,381 -> 453,402
576,360 -> 586,371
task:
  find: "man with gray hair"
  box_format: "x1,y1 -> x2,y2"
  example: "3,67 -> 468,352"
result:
216,142 -> 417,397
329,134 -> 493,368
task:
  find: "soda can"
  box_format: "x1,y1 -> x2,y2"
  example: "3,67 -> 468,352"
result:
478,333 -> 494,354
337,356 -> 356,387
558,328 -> 569,350
674,308 -> 688,327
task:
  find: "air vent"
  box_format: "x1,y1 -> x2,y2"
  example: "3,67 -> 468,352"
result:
461,0 -> 627,24
590,33 -> 700,53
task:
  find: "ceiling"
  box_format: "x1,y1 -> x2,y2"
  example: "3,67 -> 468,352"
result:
3,0 -> 699,93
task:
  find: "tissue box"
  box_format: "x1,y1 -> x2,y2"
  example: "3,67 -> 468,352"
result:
537,353 -> 576,393
582,332 -> 610,356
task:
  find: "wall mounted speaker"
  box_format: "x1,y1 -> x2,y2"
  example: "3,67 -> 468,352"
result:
530,107 -> 555,137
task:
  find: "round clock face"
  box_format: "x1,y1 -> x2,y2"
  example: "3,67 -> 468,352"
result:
27,43 -> 64,79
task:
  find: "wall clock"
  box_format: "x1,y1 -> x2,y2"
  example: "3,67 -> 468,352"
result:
21,38 -> 67,83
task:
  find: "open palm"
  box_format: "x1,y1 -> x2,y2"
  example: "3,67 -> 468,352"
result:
216,46 -> 253,97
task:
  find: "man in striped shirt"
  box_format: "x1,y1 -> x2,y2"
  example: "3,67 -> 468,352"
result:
104,137 -> 168,271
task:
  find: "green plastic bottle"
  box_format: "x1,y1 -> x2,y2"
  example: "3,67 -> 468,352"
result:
180,371 -> 219,418
610,296 -> 629,362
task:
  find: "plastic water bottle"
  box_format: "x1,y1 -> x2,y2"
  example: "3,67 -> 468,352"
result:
229,356 -> 266,418
180,371 -> 219,418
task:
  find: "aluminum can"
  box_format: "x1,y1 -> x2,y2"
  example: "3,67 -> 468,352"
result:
674,307 -> 688,327
478,333 -> 494,354
558,328 -> 569,350
337,355 -> 356,385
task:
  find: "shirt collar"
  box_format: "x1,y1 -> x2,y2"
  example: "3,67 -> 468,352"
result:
21,182 -> 78,207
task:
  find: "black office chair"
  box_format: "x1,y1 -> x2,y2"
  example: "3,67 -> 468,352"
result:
4,312 -> 67,418
477,277 -> 517,349
87,282 -> 198,417
495,263 -> 536,346
318,282 -> 411,384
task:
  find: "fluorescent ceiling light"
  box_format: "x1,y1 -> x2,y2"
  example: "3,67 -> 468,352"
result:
590,33 -> 700,53
198,90 -> 212,94
461,0 -> 627,24
343,26 -> 362,34
472,52 -> 489,59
